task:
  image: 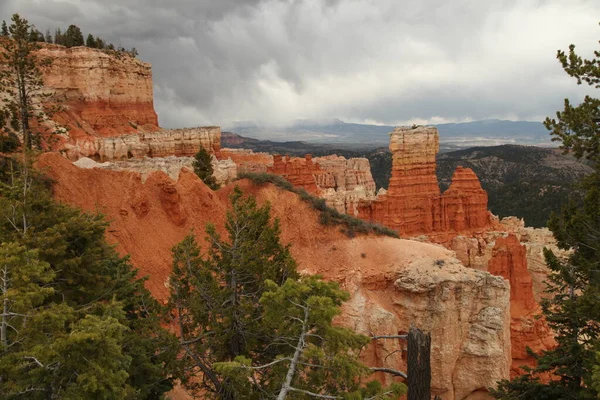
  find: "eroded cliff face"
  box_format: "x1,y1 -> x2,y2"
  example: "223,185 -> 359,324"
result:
449,228 -> 558,377
357,127 -> 494,237
487,235 -> 555,376
214,151 -> 378,214
37,153 -> 512,399
38,45 -> 159,139
63,127 -> 222,161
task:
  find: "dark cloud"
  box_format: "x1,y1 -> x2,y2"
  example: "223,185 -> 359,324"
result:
1,0 -> 599,129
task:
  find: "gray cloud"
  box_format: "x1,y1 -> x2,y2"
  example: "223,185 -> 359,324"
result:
1,0 -> 599,129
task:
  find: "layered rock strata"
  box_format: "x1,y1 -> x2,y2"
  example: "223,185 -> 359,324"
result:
357,126 -> 493,237
449,228 -> 557,377
38,45 -> 159,139
62,127 -> 222,161
487,235 -> 555,376
73,155 -> 236,187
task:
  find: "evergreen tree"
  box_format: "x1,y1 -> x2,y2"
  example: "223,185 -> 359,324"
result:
63,24 -> 84,47
0,14 -> 52,150
1,21 -> 9,37
28,26 -> 44,42
168,187 -> 298,398
544,23 -> 600,162
54,28 -> 62,45
95,36 -> 105,49
193,146 -> 219,190
44,29 -> 52,44
0,159 -> 177,398
216,276 -> 407,399
492,22 -> 600,400
85,33 -> 96,48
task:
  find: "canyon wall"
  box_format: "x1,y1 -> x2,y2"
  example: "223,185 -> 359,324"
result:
357,126 -> 493,237
38,45 -> 159,139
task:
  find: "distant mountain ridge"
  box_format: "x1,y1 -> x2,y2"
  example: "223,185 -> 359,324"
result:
226,118 -> 552,148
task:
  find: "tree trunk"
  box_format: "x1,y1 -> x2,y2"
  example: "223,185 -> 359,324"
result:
407,326 -> 431,400
1,266 -> 8,348
277,306 -> 308,400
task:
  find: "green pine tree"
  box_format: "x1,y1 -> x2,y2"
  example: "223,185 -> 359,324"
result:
193,146 -> 219,190
0,14 -> 56,150
1,21 -> 9,37
492,22 -> 600,400
168,187 -> 298,398
0,159 -> 177,398
63,24 -> 84,47
95,36 -> 105,49
85,33 -> 96,48
54,28 -> 62,45
216,276 -> 407,399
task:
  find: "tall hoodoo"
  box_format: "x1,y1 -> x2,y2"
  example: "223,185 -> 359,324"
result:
358,126 -> 493,237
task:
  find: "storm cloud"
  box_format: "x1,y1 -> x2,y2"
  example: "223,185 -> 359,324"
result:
1,0 -> 599,129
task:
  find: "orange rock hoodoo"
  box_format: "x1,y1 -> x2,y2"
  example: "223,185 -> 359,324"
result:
357,126 -> 493,237
488,235 -> 555,376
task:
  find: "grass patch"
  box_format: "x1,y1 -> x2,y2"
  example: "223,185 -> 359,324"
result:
237,172 -> 399,239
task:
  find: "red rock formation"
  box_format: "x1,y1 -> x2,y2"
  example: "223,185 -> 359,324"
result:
487,235 -> 556,376
267,154 -> 321,193
37,44 -> 159,139
442,167 -> 491,232
357,126 -> 493,237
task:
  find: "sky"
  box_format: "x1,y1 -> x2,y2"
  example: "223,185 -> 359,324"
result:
1,0 -> 599,129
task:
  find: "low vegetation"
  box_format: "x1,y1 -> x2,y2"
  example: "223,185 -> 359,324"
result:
236,172 -> 399,238
193,147 -> 219,190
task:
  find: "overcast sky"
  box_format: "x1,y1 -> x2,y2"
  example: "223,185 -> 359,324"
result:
1,0 -> 599,128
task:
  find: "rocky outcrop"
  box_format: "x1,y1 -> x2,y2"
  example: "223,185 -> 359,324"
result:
62,127 -> 222,161
268,154 -> 321,192
74,153 -> 236,187
443,167 -> 491,231
226,152 -> 378,214
393,260 -> 510,399
357,126 -> 493,237
313,155 -> 377,215
450,231 -> 556,377
487,235 -> 556,376
38,45 -> 159,139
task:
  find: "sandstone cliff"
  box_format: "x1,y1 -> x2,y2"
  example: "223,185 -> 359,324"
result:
38,45 -> 158,139
487,235 -> 555,376
357,126 -> 493,237
63,127 -> 222,161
